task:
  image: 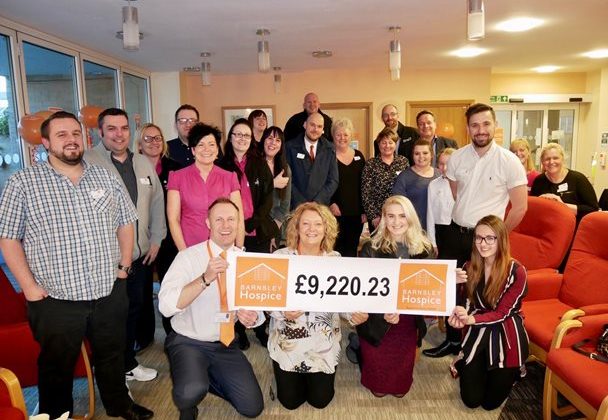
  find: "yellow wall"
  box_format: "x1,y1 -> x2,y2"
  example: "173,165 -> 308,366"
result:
491,72 -> 587,94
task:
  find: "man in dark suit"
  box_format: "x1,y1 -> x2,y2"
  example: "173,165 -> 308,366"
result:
374,104 -> 419,161
413,110 -> 458,166
284,92 -> 333,142
286,112 -> 338,209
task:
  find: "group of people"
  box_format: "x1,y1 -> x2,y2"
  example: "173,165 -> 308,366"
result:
0,93 -> 600,420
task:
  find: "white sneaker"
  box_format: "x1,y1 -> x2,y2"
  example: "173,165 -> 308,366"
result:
126,364 -> 158,382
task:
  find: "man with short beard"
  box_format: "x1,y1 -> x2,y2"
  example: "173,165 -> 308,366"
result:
373,104 -> 419,159
422,103 -> 527,359
0,111 -> 153,419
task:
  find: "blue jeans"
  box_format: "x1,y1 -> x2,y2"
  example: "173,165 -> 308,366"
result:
165,332 -> 264,419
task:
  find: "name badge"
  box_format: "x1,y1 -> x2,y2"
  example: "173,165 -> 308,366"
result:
296,153 -> 305,159
90,188 -> 106,199
396,170 -> 402,176
215,312 -> 231,323
354,156 -> 361,161
557,183 -> 568,193
139,177 -> 151,185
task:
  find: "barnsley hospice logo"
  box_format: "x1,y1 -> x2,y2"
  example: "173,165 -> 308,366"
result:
235,256 -> 289,307
397,263 -> 447,312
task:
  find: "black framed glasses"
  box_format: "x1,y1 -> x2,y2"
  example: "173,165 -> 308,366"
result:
176,118 -> 198,125
474,235 -> 497,245
143,135 -> 163,143
232,132 -> 252,140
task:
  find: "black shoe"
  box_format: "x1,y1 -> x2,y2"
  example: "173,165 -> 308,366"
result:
422,341 -> 460,358
238,332 -> 250,350
346,332 -> 360,364
107,403 -> 154,420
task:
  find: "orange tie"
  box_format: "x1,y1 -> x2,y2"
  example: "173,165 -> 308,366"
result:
309,145 -> 315,162
207,244 -> 235,346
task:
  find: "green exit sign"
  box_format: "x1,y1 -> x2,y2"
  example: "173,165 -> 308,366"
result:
490,95 -> 509,103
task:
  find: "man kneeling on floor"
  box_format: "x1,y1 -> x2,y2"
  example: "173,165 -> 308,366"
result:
159,198 -> 264,419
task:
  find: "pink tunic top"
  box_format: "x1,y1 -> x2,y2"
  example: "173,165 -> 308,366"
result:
167,164 -> 240,247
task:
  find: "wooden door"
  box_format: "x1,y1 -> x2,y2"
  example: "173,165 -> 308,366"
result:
406,100 -> 474,148
322,102 -> 372,159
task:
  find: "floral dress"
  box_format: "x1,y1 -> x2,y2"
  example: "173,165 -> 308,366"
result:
268,248 -> 342,374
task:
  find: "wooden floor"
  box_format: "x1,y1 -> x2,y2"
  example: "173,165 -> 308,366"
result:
50,321 -> 526,420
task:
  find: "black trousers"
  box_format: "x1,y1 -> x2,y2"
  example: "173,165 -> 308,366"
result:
272,361 -> 336,410
457,351 -> 520,410
27,279 -> 132,418
155,237 -> 180,335
335,215 -> 364,257
125,257 -> 150,371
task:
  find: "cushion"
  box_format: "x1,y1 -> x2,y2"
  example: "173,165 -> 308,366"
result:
522,299 -> 573,351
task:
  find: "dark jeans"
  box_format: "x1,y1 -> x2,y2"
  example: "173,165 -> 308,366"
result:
335,215 -> 364,257
272,361 -> 336,410
125,257 -> 150,371
165,333 -> 263,419
135,264 -> 156,349
27,279 -> 132,418
155,238 -> 180,335
457,351 -> 520,410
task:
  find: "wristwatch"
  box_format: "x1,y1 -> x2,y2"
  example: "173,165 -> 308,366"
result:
118,264 -> 132,275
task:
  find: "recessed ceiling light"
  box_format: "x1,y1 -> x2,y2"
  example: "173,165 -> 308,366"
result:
496,17 -> 543,32
582,49 -> 608,59
534,65 -> 560,73
451,47 -> 486,58
312,50 -> 333,58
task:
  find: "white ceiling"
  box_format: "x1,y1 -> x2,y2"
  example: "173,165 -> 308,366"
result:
2,0 -> 608,75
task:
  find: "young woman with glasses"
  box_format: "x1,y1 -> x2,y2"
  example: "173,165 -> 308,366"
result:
448,215 -> 529,410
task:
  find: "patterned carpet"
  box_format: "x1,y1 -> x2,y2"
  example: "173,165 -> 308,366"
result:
22,314 -> 559,420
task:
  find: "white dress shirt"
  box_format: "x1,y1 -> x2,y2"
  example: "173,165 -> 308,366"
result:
304,136 -> 318,159
426,176 -> 455,247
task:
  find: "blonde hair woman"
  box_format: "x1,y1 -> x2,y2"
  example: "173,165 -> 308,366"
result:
353,196 -> 433,398
530,143 -> 598,222
269,202 -> 343,410
509,139 -> 539,190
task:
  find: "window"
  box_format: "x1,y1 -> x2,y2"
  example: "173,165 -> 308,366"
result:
84,60 -> 119,146
123,72 -> 150,148
0,33 -> 23,193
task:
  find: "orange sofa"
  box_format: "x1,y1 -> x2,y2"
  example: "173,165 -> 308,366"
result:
522,211 -> 608,362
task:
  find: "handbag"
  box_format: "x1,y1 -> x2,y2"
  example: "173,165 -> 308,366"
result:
356,314 -> 391,347
571,323 -> 608,363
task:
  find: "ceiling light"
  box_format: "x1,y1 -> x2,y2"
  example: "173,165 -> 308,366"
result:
200,52 -> 211,86
121,0 -> 140,51
451,47 -> 486,57
467,0 -> 485,41
534,65 -> 560,73
312,50 -> 333,58
273,67 -> 282,94
388,26 -> 401,81
496,17 -> 543,32
582,49 -> 608,59
256,29 -> 270,72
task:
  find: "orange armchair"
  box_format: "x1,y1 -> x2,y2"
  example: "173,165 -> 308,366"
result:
543,313 -> 608,419
522,211 -> 608,363
0,268 -> 95,418
0,367 -> 27,420
509,196 -> 576,274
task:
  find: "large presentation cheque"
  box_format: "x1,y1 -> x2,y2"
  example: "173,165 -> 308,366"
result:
225,251 -> 456,316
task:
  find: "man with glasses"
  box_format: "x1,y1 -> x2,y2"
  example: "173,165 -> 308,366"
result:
85,108 -> 166,383
423,103 -> 527,359
286,112 -> 338,209
168,104 -> 199,166
373,104 -> 419,159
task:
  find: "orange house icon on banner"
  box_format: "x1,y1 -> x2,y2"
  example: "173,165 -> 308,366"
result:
397,263 -> 447,312
235,256 -> 289,308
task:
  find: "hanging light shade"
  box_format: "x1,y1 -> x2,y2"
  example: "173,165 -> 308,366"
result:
122,2 -> 139,51
201,62 -> 211,86
256,29 -> 271,72
388,26 -> 401,81
467,0 -> 485,41
273,67 -> 282,94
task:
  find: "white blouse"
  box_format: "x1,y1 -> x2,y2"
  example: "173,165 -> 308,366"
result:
426,176 -> 455,247
268,247 -> 343,374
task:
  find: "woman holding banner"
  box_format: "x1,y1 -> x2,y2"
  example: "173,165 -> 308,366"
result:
268,202 -> 345,410
352,195 -> 433,398
448,215 -> 528,410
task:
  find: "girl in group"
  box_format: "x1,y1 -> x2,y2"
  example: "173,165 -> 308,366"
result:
167,122 -> 244,249
260,126 -> 291,250
509,139 -> 539,192
356,195 -> 433,397
269,202 -> 346,410
449,215 -> 528,410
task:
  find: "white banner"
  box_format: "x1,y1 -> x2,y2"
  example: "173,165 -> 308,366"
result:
225,251 -> 456,316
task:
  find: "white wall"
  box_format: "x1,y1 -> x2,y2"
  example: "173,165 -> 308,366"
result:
150,71 -> 181,140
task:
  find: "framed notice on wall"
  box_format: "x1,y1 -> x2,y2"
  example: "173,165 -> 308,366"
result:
221,105 -> 275,139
